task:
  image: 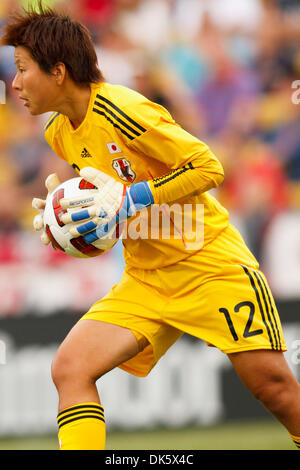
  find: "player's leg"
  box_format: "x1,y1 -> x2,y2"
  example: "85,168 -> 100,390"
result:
158,223 -> 299,448
51,319 -> 149,450
53,266 -> 183,450
228,349 -> 300,448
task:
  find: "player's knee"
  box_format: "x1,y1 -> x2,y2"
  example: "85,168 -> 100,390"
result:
51,347 -> 93,390
51,350 -> 73,389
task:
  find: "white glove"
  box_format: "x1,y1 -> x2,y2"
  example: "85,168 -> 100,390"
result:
32,173 -> 61,245
60,167 -> 154,243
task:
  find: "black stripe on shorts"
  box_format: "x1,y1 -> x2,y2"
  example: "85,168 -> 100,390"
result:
254,270 -> 281,350
241,265 -> 276,349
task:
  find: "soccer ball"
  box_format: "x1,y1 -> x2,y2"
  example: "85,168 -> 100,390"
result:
43,176 -> 122,258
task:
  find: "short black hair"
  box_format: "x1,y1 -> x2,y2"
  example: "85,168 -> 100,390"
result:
1,1 -> 104,86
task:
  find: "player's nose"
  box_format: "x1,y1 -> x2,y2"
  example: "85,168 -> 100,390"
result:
12,72 -> 21,91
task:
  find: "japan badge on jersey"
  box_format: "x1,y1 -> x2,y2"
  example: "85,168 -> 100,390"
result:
112,157 -> 136,183
107,142 -> 122,154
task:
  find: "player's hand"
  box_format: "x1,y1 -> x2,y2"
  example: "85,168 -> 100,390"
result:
32,173 -> 61,245
60,167 -> 154,243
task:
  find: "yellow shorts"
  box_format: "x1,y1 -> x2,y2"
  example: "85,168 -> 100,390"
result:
81,223 -> 286,376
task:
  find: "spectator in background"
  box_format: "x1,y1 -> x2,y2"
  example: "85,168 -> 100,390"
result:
218,139 -> 289,258
67,0 -> 116,39
0,0 -> 299,268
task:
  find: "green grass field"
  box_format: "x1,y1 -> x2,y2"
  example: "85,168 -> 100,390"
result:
0,419 -> 296,450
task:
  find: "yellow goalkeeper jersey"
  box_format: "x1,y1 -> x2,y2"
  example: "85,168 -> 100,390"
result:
44,82 -> 229,269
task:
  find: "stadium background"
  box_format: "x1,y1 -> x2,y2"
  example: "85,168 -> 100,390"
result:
0,0 -> 299,450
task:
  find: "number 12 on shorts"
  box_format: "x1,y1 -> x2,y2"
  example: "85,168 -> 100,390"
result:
219,301 -> 263,341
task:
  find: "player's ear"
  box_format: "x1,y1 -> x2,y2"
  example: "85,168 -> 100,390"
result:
51,62 -> 66,86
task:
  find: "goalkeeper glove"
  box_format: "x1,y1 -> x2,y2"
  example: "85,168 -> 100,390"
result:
32,173 -> 61,245
60,167 -> 154,243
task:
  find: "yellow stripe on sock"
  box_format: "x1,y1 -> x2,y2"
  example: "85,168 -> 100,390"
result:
57,403 -> 105,428
289,433 -> 300,448
57,402 -> 104,418
58,411 -> 105,429
57,402 -> 106,450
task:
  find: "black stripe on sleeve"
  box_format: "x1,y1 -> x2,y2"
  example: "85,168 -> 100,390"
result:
96,94 -> 147,133
153,163 -> 195,188
94,100 -> 142,137
93,108 -> 135,140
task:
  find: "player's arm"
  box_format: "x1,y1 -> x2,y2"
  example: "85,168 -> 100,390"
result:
134,129 -> 224,206
60,100 -> 224,241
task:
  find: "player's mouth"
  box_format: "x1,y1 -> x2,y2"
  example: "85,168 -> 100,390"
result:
19,96 -> 29,106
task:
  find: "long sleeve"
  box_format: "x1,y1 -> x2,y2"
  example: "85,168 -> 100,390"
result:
125,100 -> 224,205
148,146 -> 224,205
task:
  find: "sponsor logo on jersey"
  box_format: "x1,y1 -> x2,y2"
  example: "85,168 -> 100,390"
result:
112,158 -> 136,183
107,142 -> 122,154
81,147 -> 92,158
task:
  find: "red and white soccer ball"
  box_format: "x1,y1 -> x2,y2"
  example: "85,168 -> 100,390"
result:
43,176 -> 122,258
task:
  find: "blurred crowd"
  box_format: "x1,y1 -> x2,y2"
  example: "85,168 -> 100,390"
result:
0,0 -> 300,262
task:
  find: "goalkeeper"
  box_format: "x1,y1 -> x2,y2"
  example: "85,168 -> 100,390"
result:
2,3 -> 300,451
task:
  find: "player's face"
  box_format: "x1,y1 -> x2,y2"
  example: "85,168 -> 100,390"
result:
12,46 -> 59,115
